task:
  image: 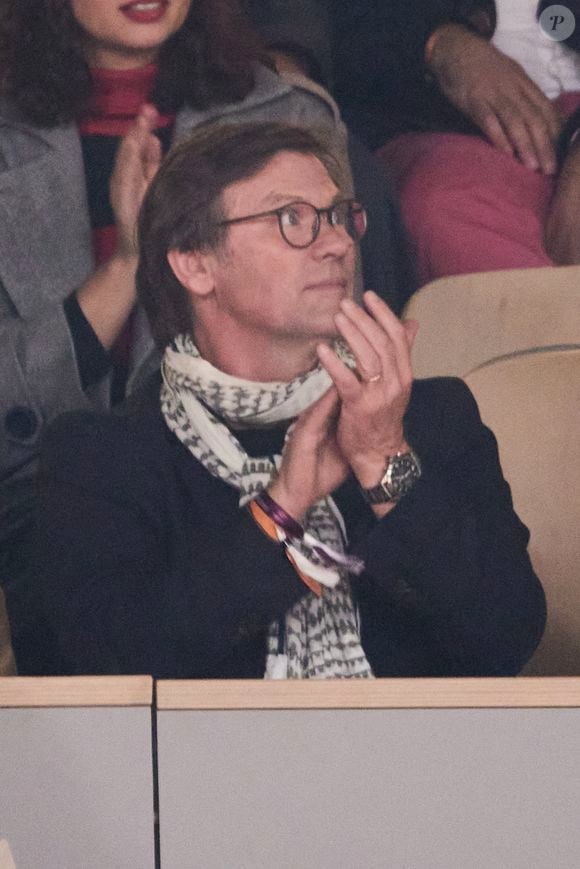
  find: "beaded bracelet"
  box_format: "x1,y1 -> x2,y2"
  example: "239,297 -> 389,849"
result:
248,498 -> 322,597
254,490 -> 365,576
254,490 -> 303,540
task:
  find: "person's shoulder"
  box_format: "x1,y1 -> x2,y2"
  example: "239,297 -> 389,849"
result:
274,68 -> 341,123
410,376 -> 480,420
406,376 -> 485,459
0,97 -> 42,132
0,97 -> 79,172
176,64 -> 340,138
230,64 -> 340,125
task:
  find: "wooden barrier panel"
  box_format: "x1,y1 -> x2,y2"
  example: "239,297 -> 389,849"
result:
0,677 -> 156,869
156,678 -> 580,869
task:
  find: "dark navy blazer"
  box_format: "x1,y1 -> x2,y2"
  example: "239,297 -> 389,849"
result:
19,374 -> 546,678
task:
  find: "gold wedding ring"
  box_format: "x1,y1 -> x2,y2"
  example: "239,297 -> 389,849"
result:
354,367 -> 383,383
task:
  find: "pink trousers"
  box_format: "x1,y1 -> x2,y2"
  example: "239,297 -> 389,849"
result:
377,93 -> 580,285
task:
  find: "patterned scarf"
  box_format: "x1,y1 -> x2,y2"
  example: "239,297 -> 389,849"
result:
161,334 -> 374,679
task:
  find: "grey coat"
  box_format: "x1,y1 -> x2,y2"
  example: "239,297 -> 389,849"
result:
0,66 -> 349,536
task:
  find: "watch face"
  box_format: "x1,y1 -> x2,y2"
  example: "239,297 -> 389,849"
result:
362,449 -> 422,504
384,450 -> 422,500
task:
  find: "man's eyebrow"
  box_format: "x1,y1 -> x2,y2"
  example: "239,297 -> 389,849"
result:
259,192 -> 303,208
259,191 -> 343,208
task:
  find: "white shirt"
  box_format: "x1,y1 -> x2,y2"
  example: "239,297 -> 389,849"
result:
492,0 -> 580,97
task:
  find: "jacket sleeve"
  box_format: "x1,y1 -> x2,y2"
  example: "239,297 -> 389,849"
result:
353,377 -> 546,676
31,414 -> 308,677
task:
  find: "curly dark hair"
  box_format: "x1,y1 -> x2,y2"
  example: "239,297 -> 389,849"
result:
0,0 -> 263,127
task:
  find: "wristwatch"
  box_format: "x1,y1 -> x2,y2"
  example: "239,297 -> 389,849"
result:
360,448 -> 422,505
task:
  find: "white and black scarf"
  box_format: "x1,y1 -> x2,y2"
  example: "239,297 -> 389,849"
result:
161,334 -> 373,680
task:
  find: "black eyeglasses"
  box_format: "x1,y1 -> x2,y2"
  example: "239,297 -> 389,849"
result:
218,199 -> 367,249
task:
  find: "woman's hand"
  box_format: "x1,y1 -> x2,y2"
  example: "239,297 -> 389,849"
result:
75,104 -> 162,348
111,103 -> 162,259
427,24 -> 562,175
268,386 -> 349,521
545,139 -> 580,264
317,291 -> 418,490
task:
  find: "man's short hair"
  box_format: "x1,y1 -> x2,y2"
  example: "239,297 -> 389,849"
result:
137,121 -> 342,350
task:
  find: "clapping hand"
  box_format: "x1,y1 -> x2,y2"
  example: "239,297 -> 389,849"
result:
268,293 -> 417,521
110,103 -> 162,258
74,104 -> 162,348
267,386 -> 349,521
317,291 -> 417,490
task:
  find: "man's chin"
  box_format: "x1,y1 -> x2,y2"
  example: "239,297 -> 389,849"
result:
305,321 -> 341,342
295,286 -> 352,337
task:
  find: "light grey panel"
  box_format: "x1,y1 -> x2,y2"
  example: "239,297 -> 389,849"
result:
157,708 -> 580,869
0,707 -> 155,869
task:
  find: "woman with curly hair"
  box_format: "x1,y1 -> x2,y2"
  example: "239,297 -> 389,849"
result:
1,0 -> 397,671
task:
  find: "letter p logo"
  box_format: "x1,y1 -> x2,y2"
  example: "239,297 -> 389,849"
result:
539,4 -> 576,40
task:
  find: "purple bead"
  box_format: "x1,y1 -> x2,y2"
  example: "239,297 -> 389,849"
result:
254,491 -> 304,539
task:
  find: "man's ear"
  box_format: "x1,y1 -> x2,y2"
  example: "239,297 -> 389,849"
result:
166,248 -> 216,298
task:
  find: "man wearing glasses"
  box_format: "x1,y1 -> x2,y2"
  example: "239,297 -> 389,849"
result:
28,122 -> 545,679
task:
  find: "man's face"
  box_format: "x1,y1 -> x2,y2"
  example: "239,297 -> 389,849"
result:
204,151 -> 357,349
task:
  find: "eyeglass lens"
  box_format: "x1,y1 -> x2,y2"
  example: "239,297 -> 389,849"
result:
278,201 -> 367,247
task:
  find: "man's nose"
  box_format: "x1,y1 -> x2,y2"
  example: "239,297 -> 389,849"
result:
312,216 -> 354,257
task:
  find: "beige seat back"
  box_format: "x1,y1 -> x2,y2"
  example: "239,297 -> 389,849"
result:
465,348 -> 580,675
405,266 -> 580,378
0,588 -> 16,676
